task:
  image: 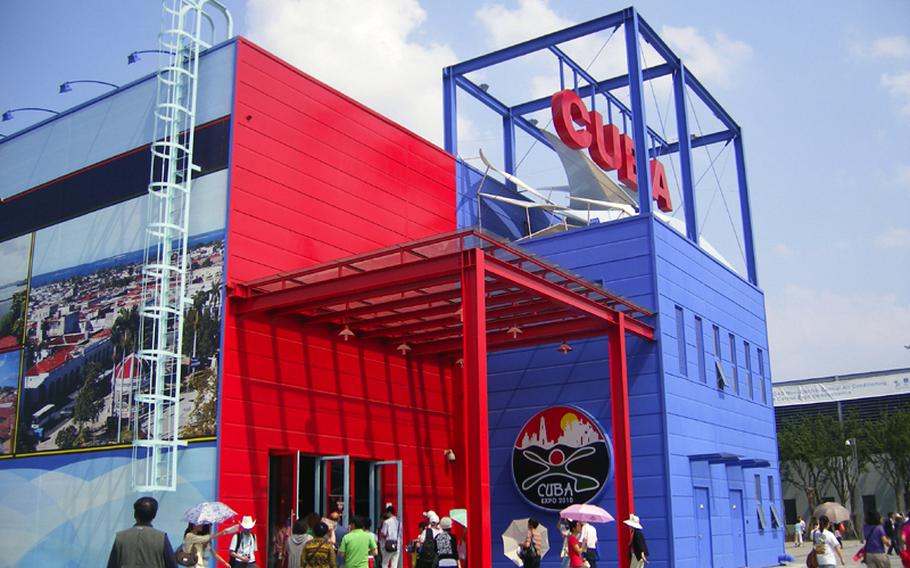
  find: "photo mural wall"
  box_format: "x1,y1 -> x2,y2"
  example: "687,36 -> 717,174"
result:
0,169 -> 227,457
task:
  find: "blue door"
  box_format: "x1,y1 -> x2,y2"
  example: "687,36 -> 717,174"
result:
695,487 -> 714,567
730,490 -> 747,567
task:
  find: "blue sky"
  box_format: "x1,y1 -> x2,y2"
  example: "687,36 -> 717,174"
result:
2,1 -> 908,380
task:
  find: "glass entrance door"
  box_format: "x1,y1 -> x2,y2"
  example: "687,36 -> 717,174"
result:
371,461 -> 403,567
314,455 -> 350,529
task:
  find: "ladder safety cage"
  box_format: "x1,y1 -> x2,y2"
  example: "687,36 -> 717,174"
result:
132,0 -> 232,493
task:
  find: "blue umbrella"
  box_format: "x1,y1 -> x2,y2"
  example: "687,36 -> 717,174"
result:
183,501 -> 238,525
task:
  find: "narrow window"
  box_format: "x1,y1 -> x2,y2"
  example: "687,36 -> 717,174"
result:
744,340 -> 753,400
756,473 -> 767,529
755,474 -> 762,503
712,325 -> 727,389
729,333 -> 739,394
769,476 -> 782,528
695,316 -> 706,383
757,348 -> 767,404
675,306 -> 687,375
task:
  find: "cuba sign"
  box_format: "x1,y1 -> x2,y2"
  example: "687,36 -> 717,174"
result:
551,89 -> 672,212
512,405 -> 613,511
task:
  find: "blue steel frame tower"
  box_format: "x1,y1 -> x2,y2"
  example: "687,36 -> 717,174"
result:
443,6 -> 758,285
444,7 -> 781,568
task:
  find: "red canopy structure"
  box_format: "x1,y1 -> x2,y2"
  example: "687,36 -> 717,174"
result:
230,228 -> 654,568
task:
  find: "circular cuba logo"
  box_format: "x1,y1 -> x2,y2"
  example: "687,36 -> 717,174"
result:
512,405 -> 612,510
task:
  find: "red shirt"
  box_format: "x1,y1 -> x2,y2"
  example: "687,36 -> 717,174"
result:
568,535 -> 585,567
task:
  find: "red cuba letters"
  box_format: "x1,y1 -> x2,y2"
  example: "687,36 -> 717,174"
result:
551,89 -> 672,212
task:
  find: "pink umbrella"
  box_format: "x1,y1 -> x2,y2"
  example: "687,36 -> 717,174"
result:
559,504 -> 615,523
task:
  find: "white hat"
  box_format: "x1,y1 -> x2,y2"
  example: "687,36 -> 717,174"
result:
240,516 -> 257,530
623,514 -> 642,530
425,510 -> 440,524
440,517 -> 453,530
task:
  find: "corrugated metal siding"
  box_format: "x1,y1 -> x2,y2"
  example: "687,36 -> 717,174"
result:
220,38 -> 458,545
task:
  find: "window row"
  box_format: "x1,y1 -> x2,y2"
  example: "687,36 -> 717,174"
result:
674,305 -> 770,404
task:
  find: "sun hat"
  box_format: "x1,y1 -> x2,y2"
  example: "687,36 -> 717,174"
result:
623,514 -> 642,530
425,510 -> 440,524
240,515 -> 256,530
440,517 -> 453,530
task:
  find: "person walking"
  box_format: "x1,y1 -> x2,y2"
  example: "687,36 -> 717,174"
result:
288,519 -> 308,568
229,516 -> 260,567
107,496 -> 178,568
302,522 -> 336,568
379,505 -> 401,568
339,515 -> 378,568
794,516 -> 805,547
435,517 -> 461,568
519,518 -> 542,568
812,515 -> 846,568
862,511 -> 892,568
184,522 -> 232,568
579,521 -> 598,568
566,521 -> 585,568
886,514 -> 897,554
624,515 -> 648,568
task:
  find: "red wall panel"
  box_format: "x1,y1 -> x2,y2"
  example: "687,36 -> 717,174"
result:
220,38 -> 458,554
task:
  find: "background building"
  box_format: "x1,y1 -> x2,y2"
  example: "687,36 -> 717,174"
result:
0,6 -> 783,567
774,367 -> 910,527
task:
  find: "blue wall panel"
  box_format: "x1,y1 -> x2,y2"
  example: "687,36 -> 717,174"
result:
653,219 -> 783,568
485,217 -> 673,568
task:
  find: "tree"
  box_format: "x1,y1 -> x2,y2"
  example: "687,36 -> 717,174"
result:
0,289 -> 26,341
55,425 -> 78,449
863,410 -> 910,513
824,414 -> 868,537
778,413 -> 838,511
73,361 -> 104,427
111,305 -> 139,358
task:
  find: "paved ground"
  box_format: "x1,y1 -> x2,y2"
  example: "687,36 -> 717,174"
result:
782,538 -> 903,566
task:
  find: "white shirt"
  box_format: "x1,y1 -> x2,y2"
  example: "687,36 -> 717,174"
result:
580,523 -> 597,549
230,532 -> 257,563
811,529 -> 839,565
380,516 -> 401,545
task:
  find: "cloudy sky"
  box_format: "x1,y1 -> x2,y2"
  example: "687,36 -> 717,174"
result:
2,0 -> 908,380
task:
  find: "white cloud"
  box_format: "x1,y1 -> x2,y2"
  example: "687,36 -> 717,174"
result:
474,0 -> 573,49
881,71 -> 910,115
660,26 -> 753,88
767,285 -> 910,380
245,0 -> 458,144
876,227 -> 910,249
772,243 -> 794,258
870,35 -> 910,59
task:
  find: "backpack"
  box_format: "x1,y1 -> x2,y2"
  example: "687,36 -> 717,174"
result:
417,528 -> 438,564
175,544 -> 198,567
812,530 -> 827,556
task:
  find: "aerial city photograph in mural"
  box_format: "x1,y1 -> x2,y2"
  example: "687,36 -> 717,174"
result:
0,234 -> 31,351
15,174 -> 227,454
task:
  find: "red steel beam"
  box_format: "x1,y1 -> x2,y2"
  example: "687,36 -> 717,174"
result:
610,312 -> 634,568
369,298 -> 559,341
483,255 -> 654,340
235,253 -> 464,315
462,249 -> 492,568
414,317 -> 602,357
302,287 -> 465,323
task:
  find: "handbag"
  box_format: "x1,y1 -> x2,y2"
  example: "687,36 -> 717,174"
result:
806,549 -> 818,568
175,544 -> 198,567
384,518 -> 400,552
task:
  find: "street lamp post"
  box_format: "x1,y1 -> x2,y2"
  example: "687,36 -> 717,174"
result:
845,438 -> 860,539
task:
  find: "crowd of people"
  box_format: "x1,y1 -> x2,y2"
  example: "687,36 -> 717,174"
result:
798,511 -> 910,568
107,497 -> 649,568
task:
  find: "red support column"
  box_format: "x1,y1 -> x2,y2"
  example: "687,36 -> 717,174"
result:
461,249 -> 492,568
609,312 -> 634,568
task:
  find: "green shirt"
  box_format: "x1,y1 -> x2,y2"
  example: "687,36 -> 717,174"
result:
339,529 -> 377,568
